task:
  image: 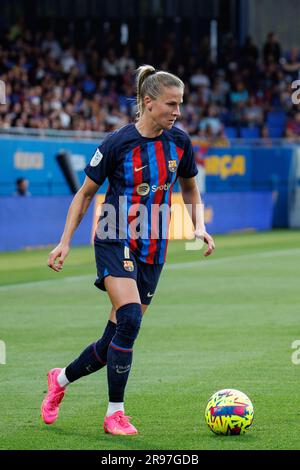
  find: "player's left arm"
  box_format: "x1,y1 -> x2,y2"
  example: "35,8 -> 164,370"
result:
179,176 -> 215,257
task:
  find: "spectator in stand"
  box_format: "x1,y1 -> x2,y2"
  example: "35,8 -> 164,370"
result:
286,111 -> 300,140
190,67 -> 211,89
199,104 -> 224,138
102,49 -> 119,77
60,46 -> 76,73
243,95 -> 264,127
263,32 -> 281,65
41,31 -> 62,59
241,36 -> 259,67
261,124 -> 273,146
117,46 -> 136,74
230,80 -> 249,106
14,178 -> 31,196
0,26 -> 297,138
281,47 -> 300,81
210,72 -> 230,106
178,95 -> 200,135
221,34 -> 240,69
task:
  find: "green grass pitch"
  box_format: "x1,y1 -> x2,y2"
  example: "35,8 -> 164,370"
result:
0,230 -> 299,450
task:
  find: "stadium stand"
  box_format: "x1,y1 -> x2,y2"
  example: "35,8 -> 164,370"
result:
0,24 -> 299,139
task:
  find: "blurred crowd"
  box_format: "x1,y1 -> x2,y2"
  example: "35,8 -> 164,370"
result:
1,24 -> 300,141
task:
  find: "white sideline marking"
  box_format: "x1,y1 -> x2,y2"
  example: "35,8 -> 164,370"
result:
0,248 -> 300,291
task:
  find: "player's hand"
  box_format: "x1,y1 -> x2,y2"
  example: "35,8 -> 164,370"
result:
47,243 -> 70,272
194,229 -> 215,257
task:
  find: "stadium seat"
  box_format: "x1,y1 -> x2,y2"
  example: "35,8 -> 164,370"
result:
240,127 -> 260,138
267,111 -> 286,128
224,127 -> 238,138
267,126 -> 284,138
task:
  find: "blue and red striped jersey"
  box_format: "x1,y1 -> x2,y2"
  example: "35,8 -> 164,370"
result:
85,123 -> 198,264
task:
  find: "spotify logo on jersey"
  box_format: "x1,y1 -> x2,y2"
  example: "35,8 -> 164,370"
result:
136,182 -> 171,196
136,183 -> 150,196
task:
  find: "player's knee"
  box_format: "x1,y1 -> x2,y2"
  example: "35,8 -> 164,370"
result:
116,303 -> 142,342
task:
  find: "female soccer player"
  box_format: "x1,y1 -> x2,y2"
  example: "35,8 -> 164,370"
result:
41,65 -> 215,435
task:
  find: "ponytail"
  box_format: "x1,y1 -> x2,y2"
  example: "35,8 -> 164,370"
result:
135,65 -> 184,118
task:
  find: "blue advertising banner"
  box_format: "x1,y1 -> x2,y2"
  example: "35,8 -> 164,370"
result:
0,196 -> 94,251
0,135 -> 294,227
203,149 -> 252,191
202,192 -> 273,234
251,147 -> 293,228
0,192 -> 273,251
0,135 -> 104,196
201,146 -> 294,227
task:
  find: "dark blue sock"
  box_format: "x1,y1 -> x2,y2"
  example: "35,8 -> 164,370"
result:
65,320 -> 116,382
107,303 -> 142,402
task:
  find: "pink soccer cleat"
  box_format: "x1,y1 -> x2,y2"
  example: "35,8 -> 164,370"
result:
103,411 -> 138,435
41,368 -> 65,425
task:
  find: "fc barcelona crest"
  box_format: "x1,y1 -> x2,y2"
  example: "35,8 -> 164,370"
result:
168,160 -> 177,172
123,260 -> 134,272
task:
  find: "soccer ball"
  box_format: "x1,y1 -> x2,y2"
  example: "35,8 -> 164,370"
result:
205,389 -> 254,435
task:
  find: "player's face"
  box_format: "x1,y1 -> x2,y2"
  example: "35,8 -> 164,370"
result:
147,86 -> 183,130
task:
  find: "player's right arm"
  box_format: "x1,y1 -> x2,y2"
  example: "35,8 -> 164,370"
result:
47,176 -> 99,272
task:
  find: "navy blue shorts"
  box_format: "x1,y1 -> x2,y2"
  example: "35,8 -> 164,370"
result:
94,242 -> 164,305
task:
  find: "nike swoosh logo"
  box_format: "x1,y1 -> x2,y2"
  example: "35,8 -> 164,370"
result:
134,165 -> 148,172
147,292 -> 154,297
116,367 -> 131,374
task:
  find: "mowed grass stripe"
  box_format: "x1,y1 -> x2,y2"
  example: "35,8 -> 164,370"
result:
1,245 -> 300,290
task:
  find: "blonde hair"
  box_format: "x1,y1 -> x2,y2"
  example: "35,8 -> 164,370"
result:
135,65 -> 184,118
